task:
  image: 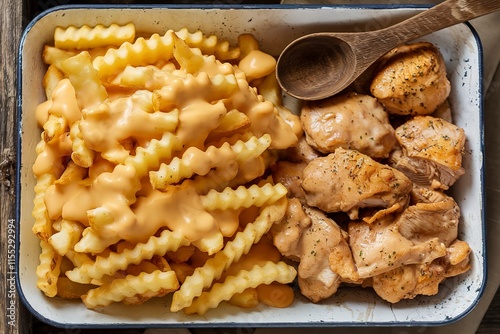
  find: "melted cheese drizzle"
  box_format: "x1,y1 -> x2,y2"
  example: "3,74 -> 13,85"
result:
39,42 -> 298,246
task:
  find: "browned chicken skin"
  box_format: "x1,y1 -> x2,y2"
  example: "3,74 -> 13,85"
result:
271,198 -> 358,303
301,148 -> 412,220
390,115 -> 465,190
300,92 -> 396,158
370,42 -> 451,116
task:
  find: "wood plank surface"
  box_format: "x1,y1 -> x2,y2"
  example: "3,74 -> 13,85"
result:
1,1 -> 498,334
477,288 -> 500,334
0,0 -> 32,333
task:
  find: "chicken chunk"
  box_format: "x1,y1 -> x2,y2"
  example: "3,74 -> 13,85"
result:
301,148 -> 412,220
271,198 -> 358,302
390,115 -> 465,190
370,42 -> 451,116
370,239 -> 471,303
283,135 -> 322,164
348,214 -> 447,279
398,185 -> 460,247
271,161 -> 307,202
300,92 -> 396,158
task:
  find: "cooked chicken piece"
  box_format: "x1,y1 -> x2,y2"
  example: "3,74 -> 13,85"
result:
348,214 -> 447,279
398,185 -> 460,247
443,239 -> 471,276
300,92 -> 396,158
301,148 -> 412,220
391,115 -> 465,190
370,238 -> 471,303
271,198 -> 358,302
271,198 -> 309,260
271,161 -> 307,201
370,42 -> 450,116
283,135 -> 322,163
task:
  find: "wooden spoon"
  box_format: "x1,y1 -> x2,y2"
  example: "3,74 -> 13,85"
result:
276,0 -> 500,100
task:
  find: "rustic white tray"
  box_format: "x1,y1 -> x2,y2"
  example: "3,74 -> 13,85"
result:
16,4 -> 485,328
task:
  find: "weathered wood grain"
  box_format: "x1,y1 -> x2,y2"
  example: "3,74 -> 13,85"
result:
0,0 -> 32,333
3,1 -> 499,334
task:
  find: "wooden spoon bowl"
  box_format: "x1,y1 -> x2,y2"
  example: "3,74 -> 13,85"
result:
276,0 -> 500,101
276,34 -> 356,101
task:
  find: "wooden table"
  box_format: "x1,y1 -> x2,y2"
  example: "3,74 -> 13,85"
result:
1,1 -> 498,334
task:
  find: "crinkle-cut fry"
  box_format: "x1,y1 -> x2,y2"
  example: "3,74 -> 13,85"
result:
191,230 -> 224,256
56,277 -> 96,299
61,51 -> 108,109
256,71 -> 303,139
82,270 -> 179,309
201,183 -> 287,211
166,245 -> 195,264
174,27 -> 240,61
125,132 -> 181,179
113,65 -> 186,91
43,65 -> 64,100
32,173 -> 56,241
183,261 -> 297,315
54,161 -> 87,185
207,131 -> 255,148
45,78 -> 82,126
42,114 -> 67,144
42,45 -> 77,69
170,262 -> 195,284
183,161 -> 239,195
36,240 -> 63,297
35,100 -> 51,128
87,45 -> 116,60
225,155 -> 266,190
225,75 -> 298,150
237,34 -> 260,60
54,23 -> 135,50
152,72 -> 238,112
48,219 -> 85,256
33,133 -> 74,178
150,134 -> 270,189
126,259 -> 163,277
170,198 -> 287,312
172,33 -> 205,74
205,109 -> 251,142
93,30 -> 176,80
66,229 -> 189,284
86,207 -> 114,234
74,227 -> 121,254
70,121 -> 94,168
80,91 -> 179,164
122,260 -> 174,305
228,287 -> 259,309
65,250 -> 93,268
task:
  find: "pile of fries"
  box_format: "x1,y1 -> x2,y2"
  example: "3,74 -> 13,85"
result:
31,23 -> 302,314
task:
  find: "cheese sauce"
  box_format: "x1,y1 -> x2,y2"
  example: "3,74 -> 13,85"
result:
238,50 -> 276,82
133,186 -> 218,243
32,133 -> 72,177
37,39 -> 298,248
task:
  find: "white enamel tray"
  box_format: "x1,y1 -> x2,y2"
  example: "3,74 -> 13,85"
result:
16,4 -> 486,328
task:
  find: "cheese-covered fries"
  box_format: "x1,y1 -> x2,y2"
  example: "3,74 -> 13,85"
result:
32,22 -> 300,314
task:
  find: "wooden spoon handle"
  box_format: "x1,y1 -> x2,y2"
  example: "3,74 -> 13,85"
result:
370,0 -> 500,47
